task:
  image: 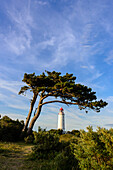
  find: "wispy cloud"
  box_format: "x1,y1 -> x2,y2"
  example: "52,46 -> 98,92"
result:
1,112 -> 26,122
0,0 -> 110,71
0,77 -> 33,111
1,0 -> 34,55
4,32 -> 29,55
0,79 -> 23,94
105,50 -> 113,64
35,0 -> 48,6
0,92 -> 29,110
105,124 -> 113,127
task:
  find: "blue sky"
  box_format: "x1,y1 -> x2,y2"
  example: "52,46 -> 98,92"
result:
1,0 -> 113,131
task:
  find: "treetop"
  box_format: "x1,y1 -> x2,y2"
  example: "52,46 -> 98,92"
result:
19,70 -> 108,112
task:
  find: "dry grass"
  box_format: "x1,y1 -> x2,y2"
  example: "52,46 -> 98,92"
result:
0,142 -> 33,170
0,142 -> 56,170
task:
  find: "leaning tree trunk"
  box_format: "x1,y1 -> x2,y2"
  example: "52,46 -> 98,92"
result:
22,93 -> 37,133
27,97 -> 43,135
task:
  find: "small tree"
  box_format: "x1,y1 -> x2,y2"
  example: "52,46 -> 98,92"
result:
19,71 -> 107,134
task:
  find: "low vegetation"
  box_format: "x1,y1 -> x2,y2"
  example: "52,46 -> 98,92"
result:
0,116 -> 24,142
71,126 -> 113,169
1,116 -> 113,169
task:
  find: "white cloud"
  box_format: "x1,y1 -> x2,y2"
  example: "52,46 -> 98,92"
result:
35,0 -> 48,6
80,65 -> 95,70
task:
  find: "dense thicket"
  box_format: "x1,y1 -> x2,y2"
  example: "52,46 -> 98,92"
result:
0,116 -> 24,141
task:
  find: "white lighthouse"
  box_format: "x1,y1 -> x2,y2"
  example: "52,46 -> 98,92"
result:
58,107 -> 65,131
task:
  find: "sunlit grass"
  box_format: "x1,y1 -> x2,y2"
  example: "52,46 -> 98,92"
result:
0,142 -> 58,170
0,142 -> 34,170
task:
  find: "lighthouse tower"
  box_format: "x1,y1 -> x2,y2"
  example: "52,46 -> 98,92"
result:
58,107 -> 65,131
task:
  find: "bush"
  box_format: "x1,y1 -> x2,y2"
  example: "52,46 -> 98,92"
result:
28,131 -> 79,169
0,116 -> 24,142
54,141 -> 79,170
30,131 -> 61,159
67,130 -> 80,137
48,129 -> 63,135
54,151 -> 70,170
71,126 -> 113,169
24,134 -> 34,144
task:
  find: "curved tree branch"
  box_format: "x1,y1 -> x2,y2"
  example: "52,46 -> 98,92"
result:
41,100 -> 78,106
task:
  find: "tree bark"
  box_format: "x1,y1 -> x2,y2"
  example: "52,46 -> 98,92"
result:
27,97 -> 43,135
22,93 -> 37,132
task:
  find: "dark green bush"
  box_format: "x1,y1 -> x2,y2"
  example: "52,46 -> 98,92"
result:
67,129 -> 80,137
54,150 -> 79,170
24,134 -> 34,144
0,116 -> 24,142
48,129 -> 63,135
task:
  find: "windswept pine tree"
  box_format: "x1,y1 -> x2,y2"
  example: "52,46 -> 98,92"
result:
19,71 -> 107,134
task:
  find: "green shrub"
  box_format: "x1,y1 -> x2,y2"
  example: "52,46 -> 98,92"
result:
71,126 -> 113,170
60,133 -> 75,142
48,129 -> 63,135
54,151 -> 70,170
67,130 -> 80,137
0,116 -> 24,142
30,131 -> 61,159
54,142 -> 79,170
24,134 -> 34,144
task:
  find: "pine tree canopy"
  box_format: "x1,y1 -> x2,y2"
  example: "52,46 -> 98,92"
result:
19,70 -> 107,112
